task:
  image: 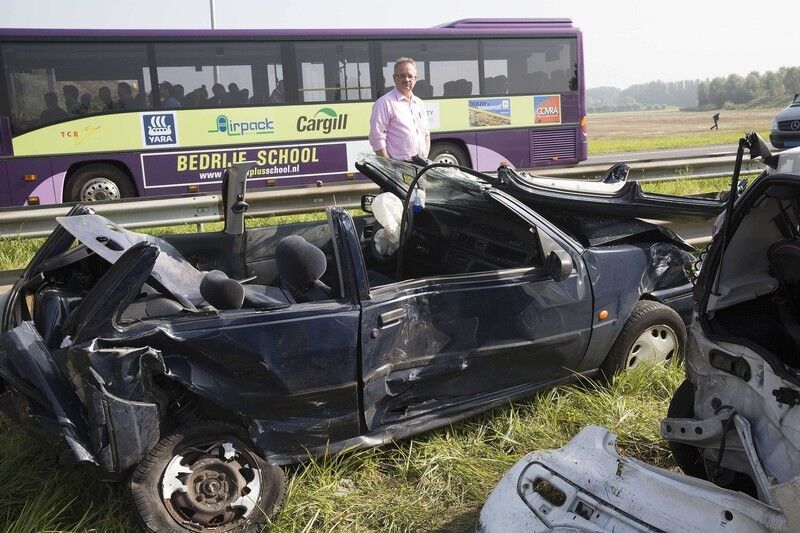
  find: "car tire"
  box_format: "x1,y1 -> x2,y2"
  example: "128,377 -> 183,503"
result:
129,420 -> 285,533
65,163 -> 136,203
599,300 -> 686,380
429,142 -> 470,167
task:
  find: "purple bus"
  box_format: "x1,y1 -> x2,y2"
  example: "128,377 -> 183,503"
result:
0,19 -> 587,207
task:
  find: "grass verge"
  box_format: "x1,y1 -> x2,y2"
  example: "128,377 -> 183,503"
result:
0,362 -> 685,532
589,131 -> 770,155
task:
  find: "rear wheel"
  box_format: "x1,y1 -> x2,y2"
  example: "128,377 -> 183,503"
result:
600,300 -> 686,380
65,163 -> 135,203
129,420 -> 285,533
429,142 -> 469,167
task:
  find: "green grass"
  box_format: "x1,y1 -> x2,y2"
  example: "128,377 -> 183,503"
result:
589,131 -> 770,155
641,176 -> 734,196
0,361 -> 685,532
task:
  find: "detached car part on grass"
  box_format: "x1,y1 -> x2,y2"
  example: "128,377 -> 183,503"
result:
0,157 -> 717,531
477,425 -> 787,532
479,134 -> 800,532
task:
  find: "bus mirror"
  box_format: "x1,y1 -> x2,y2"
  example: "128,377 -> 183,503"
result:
361,194 -> 375,213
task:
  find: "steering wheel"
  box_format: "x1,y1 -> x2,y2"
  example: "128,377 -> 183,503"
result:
602,162 -> 630,184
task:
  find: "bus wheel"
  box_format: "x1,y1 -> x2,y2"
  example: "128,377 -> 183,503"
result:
429,142 -> 469,167
65,164 -> 135,203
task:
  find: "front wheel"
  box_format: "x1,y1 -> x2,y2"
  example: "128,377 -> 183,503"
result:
65,163 -> 135,202
129,420 -> 285,533
429,142 -> 470,167
600,300 -> 686,380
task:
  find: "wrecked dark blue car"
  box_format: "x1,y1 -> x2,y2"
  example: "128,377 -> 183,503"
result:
0,156 -> 723,532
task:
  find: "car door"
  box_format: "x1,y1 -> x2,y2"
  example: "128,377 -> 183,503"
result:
358,192 -> 593,432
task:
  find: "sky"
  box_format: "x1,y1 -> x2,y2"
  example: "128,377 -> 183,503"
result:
1,0 -> 796,89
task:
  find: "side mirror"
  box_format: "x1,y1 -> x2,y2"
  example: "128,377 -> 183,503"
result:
547,250 -> 573,282
602,162 -> 629,184
745,132 -> 779,169
361,194 -> 375,213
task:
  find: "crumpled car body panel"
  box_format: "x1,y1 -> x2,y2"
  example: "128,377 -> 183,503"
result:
477,425 -> 787,533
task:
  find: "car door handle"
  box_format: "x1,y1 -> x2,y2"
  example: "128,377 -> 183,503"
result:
379,308 -> 406,327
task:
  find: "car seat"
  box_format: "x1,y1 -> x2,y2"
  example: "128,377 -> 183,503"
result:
275,235 -> 333,302
200,270 -> 292,310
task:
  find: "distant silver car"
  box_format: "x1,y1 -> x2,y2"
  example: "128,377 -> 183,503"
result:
770,93 -> 800,149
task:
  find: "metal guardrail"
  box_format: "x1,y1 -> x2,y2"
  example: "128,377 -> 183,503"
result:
0,182 -> 380,239
538,153 -> 764,182
0,153 -> 749,241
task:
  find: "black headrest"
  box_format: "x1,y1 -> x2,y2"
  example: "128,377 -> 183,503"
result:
276,235 -> 327,291
200,270 -> 245,310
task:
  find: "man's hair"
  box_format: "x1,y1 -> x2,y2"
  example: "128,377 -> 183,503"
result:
393,57 -> 416,73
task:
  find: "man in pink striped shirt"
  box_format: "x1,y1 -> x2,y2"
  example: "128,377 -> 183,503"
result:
369,57 -> 430,162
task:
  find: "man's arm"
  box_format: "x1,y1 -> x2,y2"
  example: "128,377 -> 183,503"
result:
369,99 -> 391,158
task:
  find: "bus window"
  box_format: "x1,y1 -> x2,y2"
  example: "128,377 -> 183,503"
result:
379,40 -> 479,98
2,43 -> 151,134
482,39 -> 578,96
293,42 -> 371,103
153,42 -> 286,107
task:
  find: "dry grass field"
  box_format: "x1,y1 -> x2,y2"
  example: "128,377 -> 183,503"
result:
588,107 -> 780,154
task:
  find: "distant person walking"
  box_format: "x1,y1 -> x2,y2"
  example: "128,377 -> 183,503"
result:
369,57 -> 430,161
710,112 -> 720,130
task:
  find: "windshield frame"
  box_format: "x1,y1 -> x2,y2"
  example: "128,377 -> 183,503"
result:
356,154 -> 499,206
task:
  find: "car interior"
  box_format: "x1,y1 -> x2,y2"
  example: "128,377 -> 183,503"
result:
705,180 -> 800,370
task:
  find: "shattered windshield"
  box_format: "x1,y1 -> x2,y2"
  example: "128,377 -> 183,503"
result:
358,154 -> 492,206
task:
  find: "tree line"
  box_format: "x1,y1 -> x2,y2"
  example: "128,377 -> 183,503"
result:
588,66 -> 800,113
587,80 -> 698,113
697,67 -> 800,108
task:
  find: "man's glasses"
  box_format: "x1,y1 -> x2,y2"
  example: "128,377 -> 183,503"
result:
393,74 -> 417,80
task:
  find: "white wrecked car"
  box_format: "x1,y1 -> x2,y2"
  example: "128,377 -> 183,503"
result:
478,133 -> 800,532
